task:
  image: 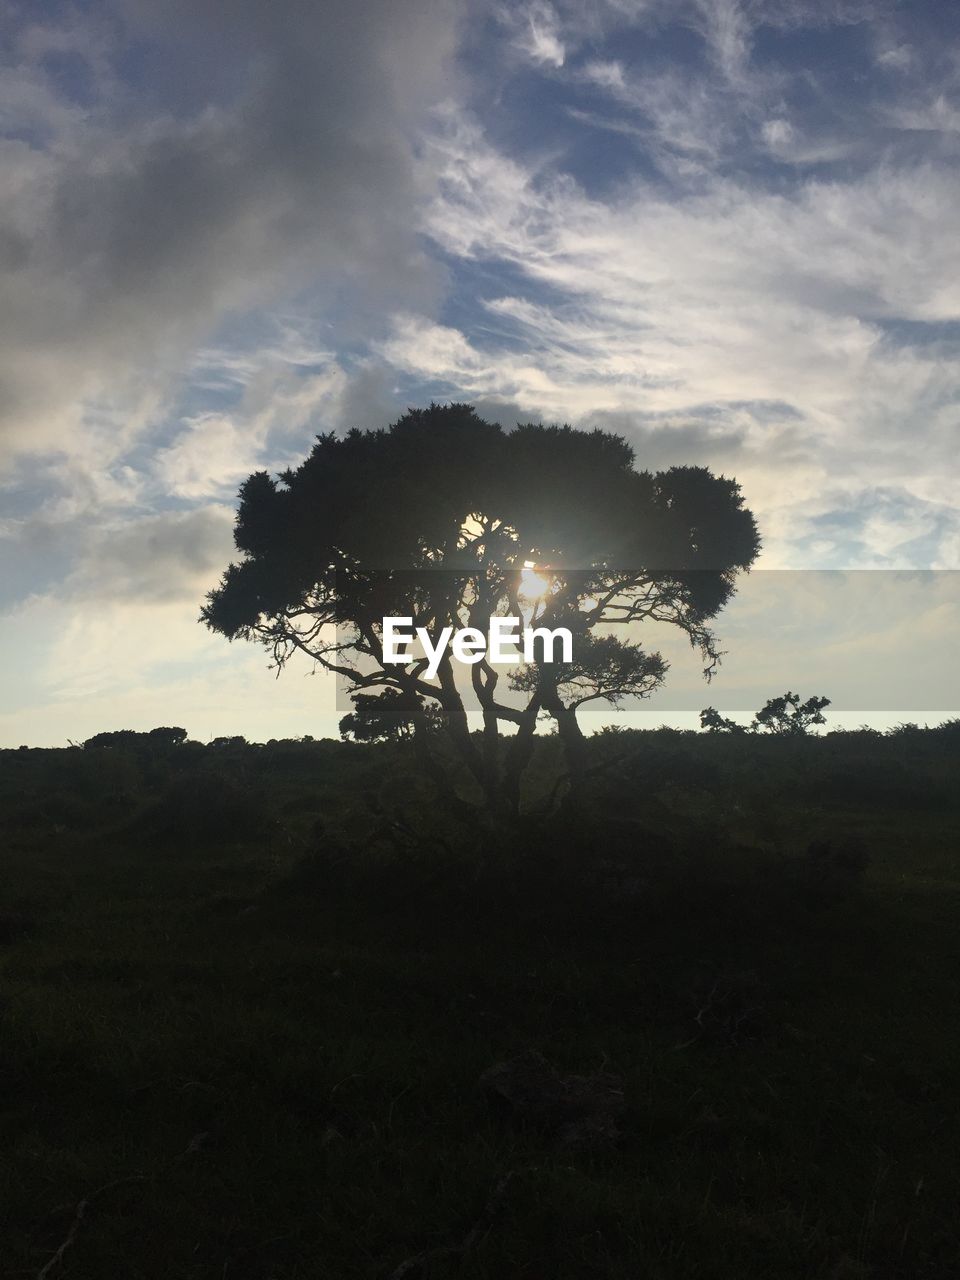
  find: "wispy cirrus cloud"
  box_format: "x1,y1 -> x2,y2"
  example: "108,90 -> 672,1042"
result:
497,0 -> 567,67
375,95 -> 960,567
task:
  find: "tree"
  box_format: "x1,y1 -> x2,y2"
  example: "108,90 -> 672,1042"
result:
752,692 -> 830,736
84,727 -> 187,750
700,694 -> 830,736
202,403 -> 760,816
339,689 -> 443,743
699,706 -> 746,734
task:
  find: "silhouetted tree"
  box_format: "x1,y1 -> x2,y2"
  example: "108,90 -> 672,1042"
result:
339,689 -> 443,743
202,404 -> 760,815
147,726 -> 189,747
84,727 -> 187,750
699,706 -> 746,734
752,692 -> 830,736
701,694 -> 831,736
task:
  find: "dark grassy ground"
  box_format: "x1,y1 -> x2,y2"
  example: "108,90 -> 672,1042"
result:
1,727 -> 959,1278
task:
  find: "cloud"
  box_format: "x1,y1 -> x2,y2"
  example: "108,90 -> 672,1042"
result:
0,589 -> 337,740
152,332 -> 415,499
553,2 -> 960,184
66,506 -> 236,605
617,569 -> 960,714
0,0 -> 462,466
690,0 -> 752,86
5,0 -> 960,742
887,93 -> 960,136
578,60 -> 738,164
785,487 -> 960,570
759,117 -> 853,164
382,104 -> 960,565
874,43 -> 914,73
155,360 -> 349,500
499,1 -> 566,67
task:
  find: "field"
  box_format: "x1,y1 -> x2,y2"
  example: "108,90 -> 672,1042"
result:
1,726 -> 959,1278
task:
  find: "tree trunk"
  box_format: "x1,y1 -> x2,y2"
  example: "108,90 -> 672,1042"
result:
555,705 -> 588,789
538,679 -> 589,809
471,660 -> 507,813
503,696 -> 540,816
408,699 -> 477,824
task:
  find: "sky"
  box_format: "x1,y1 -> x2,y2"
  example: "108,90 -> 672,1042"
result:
1,0 -> 958,745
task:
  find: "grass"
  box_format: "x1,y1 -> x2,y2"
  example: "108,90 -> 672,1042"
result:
1,729 -> 959,1277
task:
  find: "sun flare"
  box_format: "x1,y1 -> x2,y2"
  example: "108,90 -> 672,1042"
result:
519,560 -> 550,600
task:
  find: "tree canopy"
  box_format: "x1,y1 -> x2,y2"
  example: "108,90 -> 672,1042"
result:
202,403 -> 760,814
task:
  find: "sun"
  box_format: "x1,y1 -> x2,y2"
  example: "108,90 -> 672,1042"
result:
519,560 -> 550,600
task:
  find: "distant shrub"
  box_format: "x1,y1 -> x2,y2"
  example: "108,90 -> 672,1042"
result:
826,725 -> 881,740
699,707 -> 747,734
147,726 -> 188,747
84,726 -> 187,750
933,718 -> 960,748
885,722 -> 924,739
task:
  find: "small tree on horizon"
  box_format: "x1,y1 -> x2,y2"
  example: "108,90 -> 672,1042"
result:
752,691 -> 831,736
83,726 -> 188,750
700,693 -> 831,736
339,689 -> 443,743
202,403 -> 760,816
699,706 -> 747,734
